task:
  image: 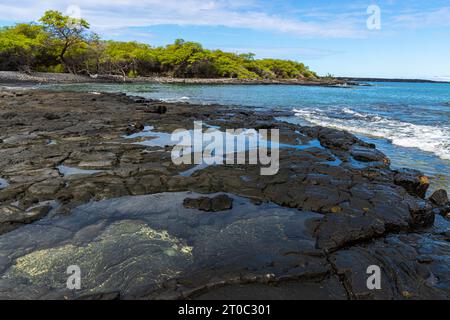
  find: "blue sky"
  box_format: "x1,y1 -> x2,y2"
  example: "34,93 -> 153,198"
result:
1,0 -> 450,79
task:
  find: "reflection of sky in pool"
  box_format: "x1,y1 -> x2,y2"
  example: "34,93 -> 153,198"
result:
0,178 -> 9,189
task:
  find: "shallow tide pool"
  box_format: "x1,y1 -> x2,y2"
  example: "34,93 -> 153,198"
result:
39,82 -> 450,193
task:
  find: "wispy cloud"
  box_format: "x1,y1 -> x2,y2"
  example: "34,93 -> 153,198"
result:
392,6 -> 450,28
220,46 -> 341,60
0,0 -> 367,38
1,0 -> 450,40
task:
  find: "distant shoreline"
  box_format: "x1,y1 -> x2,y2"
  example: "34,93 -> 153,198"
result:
338,77 -> 450,84
0,71 -> 347,87
2,71 -> 449,87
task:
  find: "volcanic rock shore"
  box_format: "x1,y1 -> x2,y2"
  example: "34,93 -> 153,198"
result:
0,89 -> 449,300
0,71 -> 348,86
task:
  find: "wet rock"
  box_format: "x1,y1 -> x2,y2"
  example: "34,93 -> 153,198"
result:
315,127 -> 374,152
27,180 -> 65,199
254,122 -> 276,130
183,194 -> 233,212
167,176 -> 193,192
145,104 -> 168,114
127,174 -> 163,195
239,111 -> 253,117
130,96 -> 147,103
0,205 -> 50,235
1,89 -> 448,299
1,112 -> 17,119
0,91 -> 15,99
350,145 -> 390,166
393,168 -> 430,198
191,277 -> 347,300
432,214 -> 450,236
43,113 -> 61,120
78,160 -> 114,170
0,192 -> 328,299
76,291 -> 120,300
409,201 -> 435,229
429,189 -> 449,207
317,128 -> 358,151
125,122 -> 145,135
330,233 -> 450,300
135,122 -> 145,130
417,255 -> 434,264
317,216 -> 382,252
71,152 -> 118,170
440,205 -> 450,217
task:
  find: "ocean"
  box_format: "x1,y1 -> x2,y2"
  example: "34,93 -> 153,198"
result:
40,81 -> 450,193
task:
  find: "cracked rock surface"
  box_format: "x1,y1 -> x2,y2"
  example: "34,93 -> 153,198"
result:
0,89 -> 448,299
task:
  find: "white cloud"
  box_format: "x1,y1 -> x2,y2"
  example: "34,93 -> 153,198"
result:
3,1 -> 448,39
221,46 -> 340,60
0,0 -> 367,38
392,7 -> 450,28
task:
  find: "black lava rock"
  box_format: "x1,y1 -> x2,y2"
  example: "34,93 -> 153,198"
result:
183,194 -> 233,212
429,189 -> 449,207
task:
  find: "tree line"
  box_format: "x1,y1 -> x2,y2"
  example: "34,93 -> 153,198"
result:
0,10 -> 318,80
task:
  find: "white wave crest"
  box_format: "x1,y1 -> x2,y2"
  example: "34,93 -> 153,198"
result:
293,107 -> 450,160
160,96 -> 191,103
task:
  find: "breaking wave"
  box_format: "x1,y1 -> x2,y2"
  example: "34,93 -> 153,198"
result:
293,107 -> 450,160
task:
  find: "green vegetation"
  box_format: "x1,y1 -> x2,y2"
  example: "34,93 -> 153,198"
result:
39,10 -> 90,73
0,10 -> 318,80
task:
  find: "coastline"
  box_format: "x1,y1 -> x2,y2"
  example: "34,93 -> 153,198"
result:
3,71 -> 448,87
1,0 -> 448,302
0,87 -> 449,299
338,76 -> 450,84
0,71 -> 348,87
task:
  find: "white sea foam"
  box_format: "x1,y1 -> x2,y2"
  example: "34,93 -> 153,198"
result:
293,107 -> 450,160
160,96 -> 191,103
342,108 -> 376,119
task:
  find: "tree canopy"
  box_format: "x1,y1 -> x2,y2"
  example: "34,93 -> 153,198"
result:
39,10 -> 90,72
0,10 -> 318,80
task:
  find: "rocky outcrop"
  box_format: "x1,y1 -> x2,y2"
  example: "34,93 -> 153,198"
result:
0,204 -> 50,235
394,168 -> 430,198
143,104 -> 168,114
350,145 -> 390,166
76,292 -> 121,300
0,89 -> 448,300
125,122 -> 145,135
183,194 -> 233,212
330,231 -> 450,300
0,192 -> 447,300
429,189 -> 449,207
409,201 -> 435,229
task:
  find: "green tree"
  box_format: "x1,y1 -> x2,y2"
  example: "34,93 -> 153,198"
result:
0,23 -> 55,71
39,10 -> 90,72
0,16 -> 319,80
239,53 -> 256,62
